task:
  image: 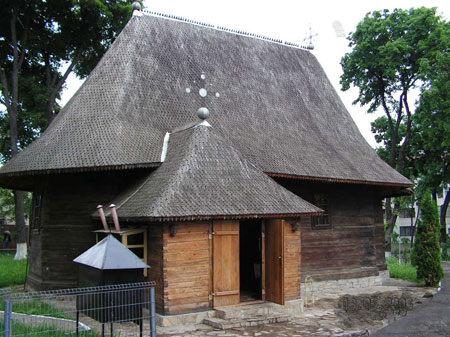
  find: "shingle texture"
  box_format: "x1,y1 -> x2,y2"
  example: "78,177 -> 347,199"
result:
103,124 -> 322,221
0,13 -> 411,186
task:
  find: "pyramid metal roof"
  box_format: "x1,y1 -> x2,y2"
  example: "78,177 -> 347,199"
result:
73,235 -> 149,270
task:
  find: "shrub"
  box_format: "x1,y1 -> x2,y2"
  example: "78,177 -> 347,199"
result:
386,257 -> 418,282
442,235 -> 450,261
413,193 -> 443,286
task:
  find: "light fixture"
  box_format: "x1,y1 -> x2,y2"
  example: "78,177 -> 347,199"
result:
291,221 -> 300,232
169,224 -> 177,237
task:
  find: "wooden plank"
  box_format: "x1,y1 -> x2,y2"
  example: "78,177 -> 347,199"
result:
265,219 -> 284,305
261,222 -> 266,301
284,220 -> 300,301
162,222 -> 211,315
213,220 -> 240,307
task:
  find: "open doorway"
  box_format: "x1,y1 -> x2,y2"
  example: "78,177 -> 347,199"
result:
239,220 -> 262,302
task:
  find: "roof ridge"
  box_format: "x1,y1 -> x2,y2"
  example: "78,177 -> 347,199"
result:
140,9 -> 311,50
145,128 -> 199,216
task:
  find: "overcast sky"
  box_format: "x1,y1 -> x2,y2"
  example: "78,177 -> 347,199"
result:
62,0 -> 450,148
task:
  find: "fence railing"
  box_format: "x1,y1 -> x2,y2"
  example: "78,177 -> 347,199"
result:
1,282 -> 156,337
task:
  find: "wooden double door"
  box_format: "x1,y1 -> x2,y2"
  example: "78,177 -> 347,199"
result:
212,219 -> 285,307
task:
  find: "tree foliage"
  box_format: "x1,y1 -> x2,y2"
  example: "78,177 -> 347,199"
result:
340,7 -> 449,247
0,188 -> 31,221
414,193 -> 443,286
0,0 -> 132,254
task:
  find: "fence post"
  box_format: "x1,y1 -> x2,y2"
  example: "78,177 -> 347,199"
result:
149,286 -> 156,337
3,299 -> 12,337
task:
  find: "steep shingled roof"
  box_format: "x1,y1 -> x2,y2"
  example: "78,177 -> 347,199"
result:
101,123 -> 322,221
0,12 -> 411,187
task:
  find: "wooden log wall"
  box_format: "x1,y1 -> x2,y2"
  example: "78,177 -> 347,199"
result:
283,219 -> 301,301
273,178 -> 385,282
161,222 -> 211,315
27,170 -> 149,291
147,225 -> 164,313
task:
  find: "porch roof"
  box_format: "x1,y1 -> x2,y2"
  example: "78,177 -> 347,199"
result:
99,123 -> 322,221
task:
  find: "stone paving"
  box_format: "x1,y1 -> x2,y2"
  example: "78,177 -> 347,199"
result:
154,283 -> 434,337
372,262 -> 450,337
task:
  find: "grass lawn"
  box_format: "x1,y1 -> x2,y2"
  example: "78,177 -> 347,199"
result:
386,257 -> 419,283
0,254 -> 27,288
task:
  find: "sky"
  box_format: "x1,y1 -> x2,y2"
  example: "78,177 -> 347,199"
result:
61,0 -> 450,148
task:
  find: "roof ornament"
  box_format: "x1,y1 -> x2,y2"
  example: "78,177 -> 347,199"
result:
185,72 -> 220,122
132,0 -> 142,11
132,0 -> 143,16
303,25 -> 318,50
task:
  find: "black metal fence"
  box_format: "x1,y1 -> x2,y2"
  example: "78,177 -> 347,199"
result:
1,282 -> 156,337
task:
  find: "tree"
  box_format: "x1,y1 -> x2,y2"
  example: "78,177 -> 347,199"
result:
411,21 -> 450,241
414,193 -> 443,286
340,7 -> 447,248
0,0 -> 131,259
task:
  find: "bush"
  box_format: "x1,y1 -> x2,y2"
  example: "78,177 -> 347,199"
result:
442,236 -> 450,261
386,257 -> 418,282
413,193 -> 443,286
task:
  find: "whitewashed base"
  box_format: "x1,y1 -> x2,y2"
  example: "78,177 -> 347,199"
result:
14,243 -> 27,260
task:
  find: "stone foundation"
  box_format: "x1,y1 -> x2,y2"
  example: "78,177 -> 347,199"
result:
156,310 -> 216,327
156,299 -> 304,327
301,272 -> 389,299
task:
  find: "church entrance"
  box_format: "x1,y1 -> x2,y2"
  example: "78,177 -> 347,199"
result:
239,220 -> 262,302
211,219 -> 285,308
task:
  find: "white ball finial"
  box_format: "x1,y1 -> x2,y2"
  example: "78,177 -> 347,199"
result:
132,0 -> 142,11
197,107 -> 210,120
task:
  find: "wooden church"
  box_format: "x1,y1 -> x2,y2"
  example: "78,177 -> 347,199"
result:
0,9 -> 412,316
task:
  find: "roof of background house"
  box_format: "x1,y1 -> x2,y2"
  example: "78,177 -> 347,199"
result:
99,122 -> 322,221
0,11 -> 412,187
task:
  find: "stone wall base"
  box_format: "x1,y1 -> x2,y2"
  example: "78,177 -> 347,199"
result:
301,273 -> 387,299
156,299 -> 304,327
156,310 -> 216,327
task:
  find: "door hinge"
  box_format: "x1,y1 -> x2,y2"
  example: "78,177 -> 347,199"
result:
209,293 -> 214,300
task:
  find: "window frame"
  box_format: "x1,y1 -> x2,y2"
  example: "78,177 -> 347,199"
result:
311,193 -> 332,230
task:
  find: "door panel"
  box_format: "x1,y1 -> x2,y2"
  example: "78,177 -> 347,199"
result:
265,219 -> 285,305
213,220 -> 240,307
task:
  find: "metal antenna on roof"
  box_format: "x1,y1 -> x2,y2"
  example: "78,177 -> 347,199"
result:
185,72 -> 220,121
304,25 -> 318,50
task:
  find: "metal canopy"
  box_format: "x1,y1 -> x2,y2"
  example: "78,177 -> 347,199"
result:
73,234 -> 149,270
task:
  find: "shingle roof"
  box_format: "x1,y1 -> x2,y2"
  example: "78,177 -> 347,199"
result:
101,123 -> 322,221
0,12 -> 411,187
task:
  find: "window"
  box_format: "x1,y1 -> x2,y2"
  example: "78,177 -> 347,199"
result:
399,208 -> 415,218
311,193 -> 332,229
30,193 -> 43,232
399,226 -> 413,237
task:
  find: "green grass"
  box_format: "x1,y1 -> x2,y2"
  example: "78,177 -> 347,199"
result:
1,321 -> 100,336
0,254 -> 27,287
12,299 -> 70,319
386,257 -> 419,283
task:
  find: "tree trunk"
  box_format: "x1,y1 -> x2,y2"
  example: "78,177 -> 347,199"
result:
6,9 -> 28,259
440,188 -> 450,243
13,191 -> 27,259
384,198 -> 392,250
